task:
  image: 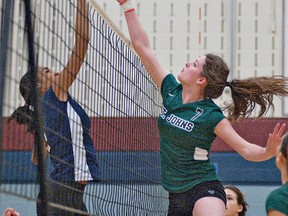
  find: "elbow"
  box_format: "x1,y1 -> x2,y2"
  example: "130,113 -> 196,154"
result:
132,40 -> 143,51
131,36 -> 150,50
239,147 -> 268,162
82,30 -> 90,43
75,23 -> 90,44
76,32 -> 89,45
75,38 -> 89,58
238,147 -> 254,161
132,40 -> 152,57
240,151 -> 250,161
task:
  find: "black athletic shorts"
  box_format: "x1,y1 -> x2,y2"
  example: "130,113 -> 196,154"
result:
167,180 -> 226,216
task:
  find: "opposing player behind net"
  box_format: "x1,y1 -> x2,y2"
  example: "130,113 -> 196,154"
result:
8,0 -> 100,215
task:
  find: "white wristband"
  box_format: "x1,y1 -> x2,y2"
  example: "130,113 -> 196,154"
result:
120,0 -> 134,13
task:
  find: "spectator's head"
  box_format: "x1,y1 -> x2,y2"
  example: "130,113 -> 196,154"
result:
276,132 -> 288,173
225,185 -> 249,216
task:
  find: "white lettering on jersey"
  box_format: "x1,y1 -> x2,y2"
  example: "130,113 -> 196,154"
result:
191,107 -> 204,121
166,114 -> 194,132
160,107 -> 168,119
160,106 -> 204,132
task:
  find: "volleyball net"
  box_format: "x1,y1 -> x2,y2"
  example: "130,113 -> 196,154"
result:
0,0 -> 167,215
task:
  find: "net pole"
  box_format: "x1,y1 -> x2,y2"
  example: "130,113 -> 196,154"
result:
23,0 -> 48,215
0,0 -> 13,183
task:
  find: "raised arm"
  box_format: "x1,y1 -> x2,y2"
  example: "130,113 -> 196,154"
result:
53,0 -> 89,100
214,119 -> 286,162
117,0 -> 169,89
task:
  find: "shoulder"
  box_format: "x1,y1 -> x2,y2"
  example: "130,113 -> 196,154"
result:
160,74 -> 184,104
203,99 -> 225,121
270,185 -> 288,198
267,188 -> 281,200
160,74 -> 179,93
266,185 -> 288,213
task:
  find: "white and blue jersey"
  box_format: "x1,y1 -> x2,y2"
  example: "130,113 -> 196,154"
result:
42,87 -> 100,182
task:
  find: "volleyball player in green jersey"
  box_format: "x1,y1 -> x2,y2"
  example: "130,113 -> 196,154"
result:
266,133 -> 288,216
117,0 -> 288,215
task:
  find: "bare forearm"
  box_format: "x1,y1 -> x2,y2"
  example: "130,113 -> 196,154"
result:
215,119 -> 284,163
117,0 -> 169,88
58,0 -> 89,93
75,0 -> 89,43
241,144 -> 272,162
124,11 -> 151,52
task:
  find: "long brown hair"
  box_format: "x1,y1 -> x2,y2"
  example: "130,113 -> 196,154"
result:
202,53 -> 288,121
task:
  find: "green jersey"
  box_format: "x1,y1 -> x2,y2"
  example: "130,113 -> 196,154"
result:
158,74 -> 225,193
266,181 -> 288,215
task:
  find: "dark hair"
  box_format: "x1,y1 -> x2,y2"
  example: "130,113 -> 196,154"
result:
202,53 -> 288,121
225,185 -> 249,216
8,70 -> 37,133
281,133 -> 288,167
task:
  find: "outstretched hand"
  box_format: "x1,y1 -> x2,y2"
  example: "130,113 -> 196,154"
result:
266,123 -> 286,157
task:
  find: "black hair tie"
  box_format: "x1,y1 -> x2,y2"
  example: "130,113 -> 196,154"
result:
225,82 -> 231,88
